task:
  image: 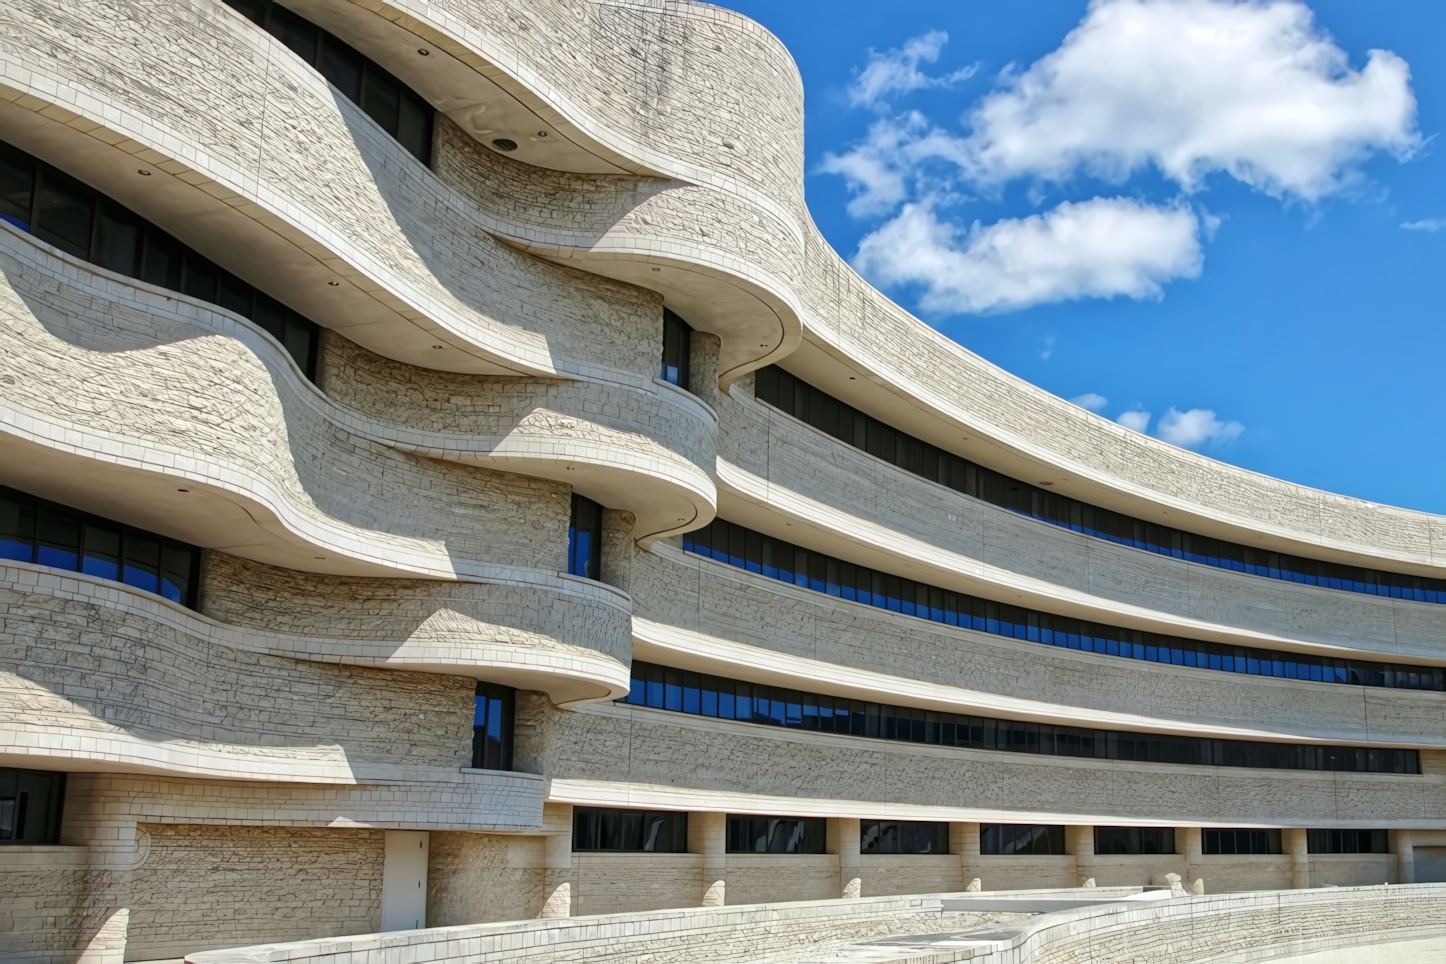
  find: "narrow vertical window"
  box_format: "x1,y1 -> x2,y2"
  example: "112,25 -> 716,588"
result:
660,308 -> 692,390
568,493 -> 603,580
472,682 -> 515,771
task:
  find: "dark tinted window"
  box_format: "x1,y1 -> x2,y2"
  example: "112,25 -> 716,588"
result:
1,485 -> 199,608
981,824 -> 1066,856
222,0 -> 433,165
661,308 -> 692,389
568,494 -> 603,580
0,768 -> 65,845
684,518 -> 1443,693
1307,829 -> 1389,854
621,659 -> 1420,776
0,140 -> 320,380
1094,827 -> 1175,855
1204,829 -> 1282,855
861,820 -> 949,855
472,682 -> 515,771
727,816 -> 826,854
0,146 -> 36,229
572,807 -> 687,852
755,365 -> 1446,609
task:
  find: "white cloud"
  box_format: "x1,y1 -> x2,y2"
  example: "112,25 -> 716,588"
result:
1118,410 -> 1152,433
957,0 -> 1419,200
853,197 -> 1203,314
1071,392 -> 1109,411
1156,407 -> 1245,448
1401,218 -> 1446,232
849,30 -> 979,109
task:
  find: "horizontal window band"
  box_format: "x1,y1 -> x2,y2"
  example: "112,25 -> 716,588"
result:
684,517 -> 1444,692
620,660 -> 1421,775
756,365 -> 1446,607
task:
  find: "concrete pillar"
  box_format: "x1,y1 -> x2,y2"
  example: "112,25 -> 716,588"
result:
689,811 -> 728,906
828,818 -> 861,898
540,802 -> 573,919
687,330 -> 722,411
600,509 -> 636,595
381,831 -> 429,931
1284,828 -> 1310,889
1178,827 -> 1204,892
1067,825 -> 1094,887
1393,830 -> 1415,885
952,822 -> 981,891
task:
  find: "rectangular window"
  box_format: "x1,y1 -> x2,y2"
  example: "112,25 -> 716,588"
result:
980,824 -> 1066,856
572,807 -> 687,852
0,768 -> 65,845
1307,829 -> 1390,854
567,493 -> 603,580
860,820 -> 950,855
726,816 -> 826,854
660,308 -> 693,390
1203,828 -> 1282,855
1093,826 -> 1176,856
472,682 -> 515,771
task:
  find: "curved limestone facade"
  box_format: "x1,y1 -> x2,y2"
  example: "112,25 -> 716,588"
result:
1,0 -> 1444,961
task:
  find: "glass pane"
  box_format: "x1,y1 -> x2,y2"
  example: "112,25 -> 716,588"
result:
36,507 -> 80,570
34,170 -> 94,258
283,313 -> 315,374
398,94 -> 431,164
267,4 -> 319,64
252,292 -> 287,341
123,533 -> 160,594
361,67 -> 401,136
141,229 -> 184,290
0,492 -> 36,563
93,203 -> 142,277
81,523 -> 121,581
183,254 -> 219,303
218,272 -> 254,318
318,35 -> 363,103
0,146 -> 36,230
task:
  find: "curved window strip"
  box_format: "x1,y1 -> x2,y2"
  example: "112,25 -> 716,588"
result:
0,140 -> 320,379
683,518 -> 1445,691
756,366 -> 1446,605
621,660 -> 1421,775
222,0 -> 434,166
1,485 -> 200,608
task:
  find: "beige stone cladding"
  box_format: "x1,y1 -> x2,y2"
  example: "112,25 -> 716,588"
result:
125,824 -> 383,962
0,0 -> 665,376
0,223 -> 585,581
318,329 -> 718,542
720,382 -> 1446,664
528,701 -> 1442,827
628,544 -> 1446,749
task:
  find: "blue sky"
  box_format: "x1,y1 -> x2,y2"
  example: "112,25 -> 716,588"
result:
723,0 -> 1446,514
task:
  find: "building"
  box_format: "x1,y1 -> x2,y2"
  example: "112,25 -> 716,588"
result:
1,0 -> 1444,960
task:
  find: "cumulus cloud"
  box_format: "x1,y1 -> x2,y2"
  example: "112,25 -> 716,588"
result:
853,198 -> 1204,314
1071,392 -> 1109,411
1117,410 -> 1152,433
1156,407 -> 1245,448
957,0 -> 1419,200
1401,218 -> 1446,232
849,30 -> 979,109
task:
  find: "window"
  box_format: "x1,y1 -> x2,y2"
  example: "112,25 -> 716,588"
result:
2,486 -> 199,608
1094,827 -> 1176,855
472,682 -> 515,771
0,140 -> 320,379
222,0 -> 433,165
660,308 -> 692,390
567,494 -> 603,580
1307,829 -> 1390,854
619,660 -> 1420,776
0,768 -> 65,845
981,824 -> 1066,856
755,365 -> 1446,609
1204,829 -> 1282,855
572,807 -> 687,853
861,820 -> 949,855
727,816 -> 826,854
682,517 -> 1443,693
